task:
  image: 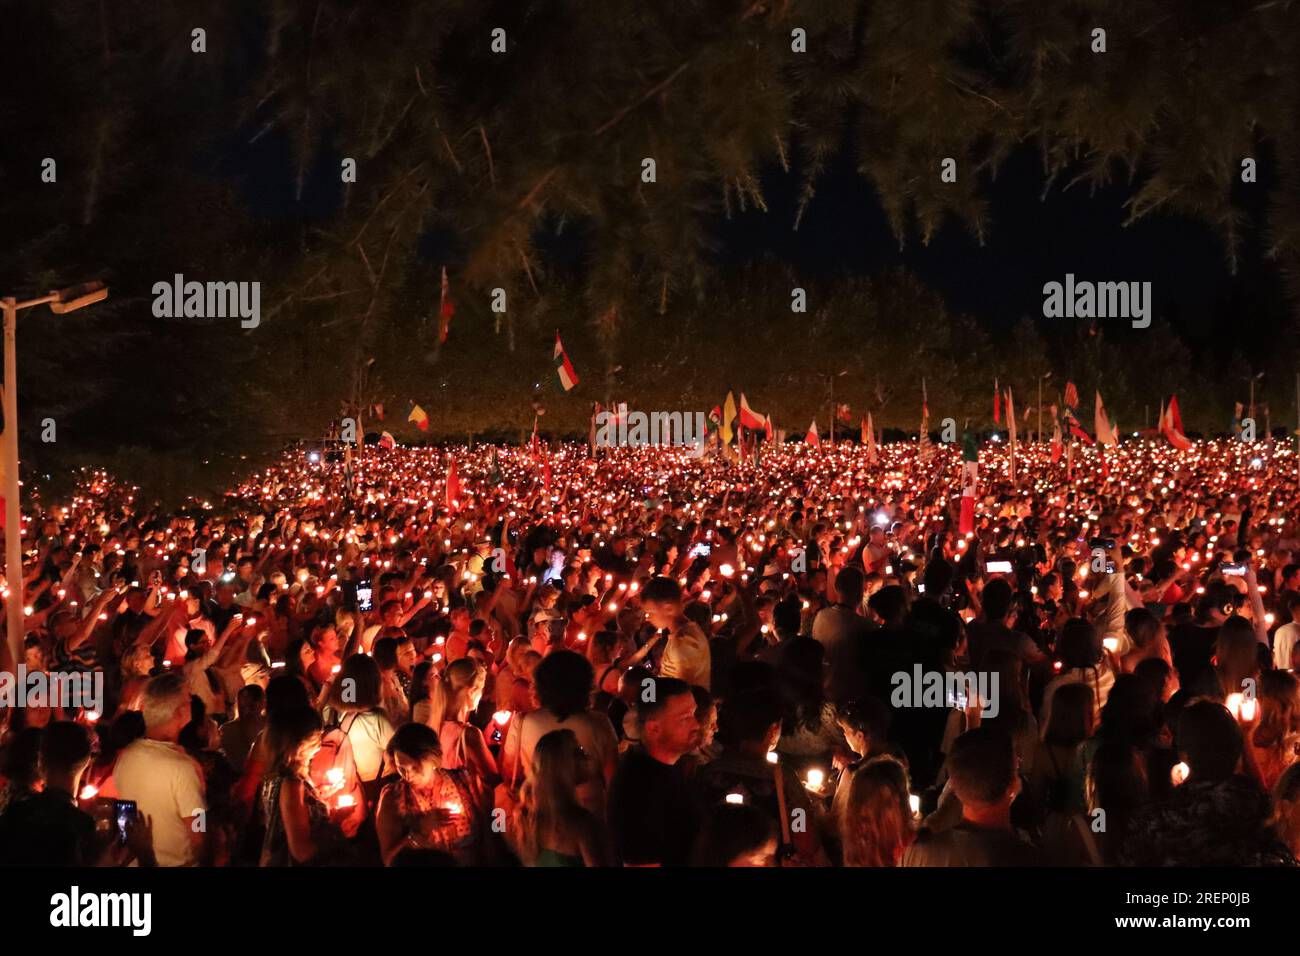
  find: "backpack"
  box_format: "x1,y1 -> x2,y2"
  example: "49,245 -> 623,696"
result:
310,722 -> 365,837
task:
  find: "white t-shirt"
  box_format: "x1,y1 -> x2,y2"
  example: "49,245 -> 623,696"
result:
1274,622 -> 1300,670
113,738 -> 207,867
343,709 -> 395,782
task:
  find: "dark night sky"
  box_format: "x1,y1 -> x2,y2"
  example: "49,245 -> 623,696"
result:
218,99 -> 1287,355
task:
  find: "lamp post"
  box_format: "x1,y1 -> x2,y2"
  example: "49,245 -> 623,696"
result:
1,281 -> 108,668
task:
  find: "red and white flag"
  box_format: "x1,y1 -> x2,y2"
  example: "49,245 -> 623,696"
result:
1095,390 -> 1119,446
763,415 -> 774,442
805,420 -> 820,446
739,393 -> 765,430
993,379 -> 1001,425
1161,395 -> 1193,450
554,332 -> 579,392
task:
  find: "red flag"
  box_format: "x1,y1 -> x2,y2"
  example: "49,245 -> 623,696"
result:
764,415 -> 773,442
445,456 -> 461,510
1161,395 -> 1193,451
993,379 -> 1001,424
805,420 -> 820,446
1064,381 -> 1079,409
438,267 -> 454,344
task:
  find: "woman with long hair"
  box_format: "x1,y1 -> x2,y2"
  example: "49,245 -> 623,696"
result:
1270,762 -> 1300,858
327,653 -> 395,807
1041,618 -> 1116,728
375,722 -> 492,866
422,658 -> 499,787
1030,681 -> 1095,814
1215,615 -> 1263,703
513,729 -> 612,866
838,756 -> 914,867
257,706 -> 340,866
1249,669 -> 1300,791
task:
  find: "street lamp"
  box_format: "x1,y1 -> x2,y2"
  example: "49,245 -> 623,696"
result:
1,281 -> 108,668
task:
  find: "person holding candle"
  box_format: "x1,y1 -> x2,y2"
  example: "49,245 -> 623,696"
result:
375,722 -> 492,866
257,706 -> 341,866
838,755 -> 914,866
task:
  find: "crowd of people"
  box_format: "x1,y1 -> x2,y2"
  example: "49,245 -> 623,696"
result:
1,434 -> 1299,867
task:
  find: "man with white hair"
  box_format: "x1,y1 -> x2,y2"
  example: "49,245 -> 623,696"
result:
113,673 -> 209,866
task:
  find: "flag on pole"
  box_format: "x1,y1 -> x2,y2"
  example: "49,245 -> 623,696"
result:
919,379 -> 932,461
863,413 -> 878,464
764,415 -> 774,442
739,393 -> 765,430
805,420 -> 820,446
993,379 -> 1001,425
554,332 -> 579,391
408,404 -> 429,431
438,267 -> 455,344
378,431 -> 396,450
1064,381 -> 1080,410
445,456 -> 461,511
721,392 -> 738,445
370,402 -> 385,421
1049,407 -> 1063,465
1005,388 -> 1018,481
959,430 -> 979,535
1160,395 -> 1193,450
1095,390 -> 1119,446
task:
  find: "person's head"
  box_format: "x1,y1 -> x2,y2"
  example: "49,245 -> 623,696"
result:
1042,681 -> 1095,745
1254,669 -> 1300,751
140,673 -> 192,740
1175,699 -> 1244,784
1215,615 -> 1261,691
395,636 -> 418,674
265,705 -> 324,776
517,728 -> 589,862
372,636 -> 399,674
691,686 -> 718,752
835,566 -> 865,609
310,625 -> 340,656
836,697 -> 892,758
286,637 -> 316,676
640,576 -> 684,630
534,650 -> 595,720
1271,762 -> 1300,857
981,579 -> 1015,625
691,803 -> 778,867
945,726 -> 1019,822
387,721 -> 442,788
839,756 -> 913,867
867,585 -> 906,627
1058,618 -> 1101,671
38,721 -> 94,791
265,673 -> 312,717
428,657 -> 487,726
329,653 -> 382,713
1124,607 -> 1162,650
636,677 -> 698,762
236,683 -> 266,721
1133,656 -> 1176,703
717,686 -> 783,755
922,557 -> 954,598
